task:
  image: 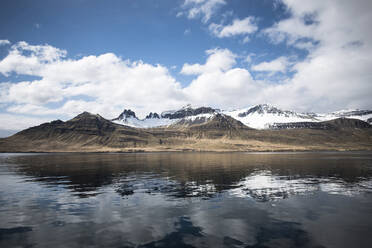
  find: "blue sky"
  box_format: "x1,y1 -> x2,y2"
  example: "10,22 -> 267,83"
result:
0,0 -> 371,135
0,0 -> 297,84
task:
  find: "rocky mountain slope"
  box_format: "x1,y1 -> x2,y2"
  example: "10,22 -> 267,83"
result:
0,112 -> 159,152
270,118 -> 372,130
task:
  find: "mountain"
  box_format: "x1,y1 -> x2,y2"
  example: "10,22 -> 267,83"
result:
0,111 -> 371,152
178,113 -> 251,139
223,104 -> 318,129
111,104 -> 372,130
161,104 -> 217,119
270,118 -> 372,130
112,105 -> 219,128
316,109 -> 372,122
330,109 -> 372,118
112,108 -> 173,128
0,112 -> 159,152
223,104 -> 372,129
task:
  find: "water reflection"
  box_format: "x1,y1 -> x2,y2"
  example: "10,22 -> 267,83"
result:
3,152 -> 372,201
0,152 -> 372,248
231,170 -> 372,201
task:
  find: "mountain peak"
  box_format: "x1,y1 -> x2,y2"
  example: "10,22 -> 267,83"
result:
182,104 -> 193,109
161,106 -> 217,119
71,112 -> 99,120
113,109 -> 137,121
145,112 -> 160,119
237,104 -> 286,117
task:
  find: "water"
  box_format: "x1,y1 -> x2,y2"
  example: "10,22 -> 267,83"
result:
0,152 -> 372,248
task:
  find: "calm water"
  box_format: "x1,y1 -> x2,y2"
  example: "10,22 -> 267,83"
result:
1,152 -> 372,248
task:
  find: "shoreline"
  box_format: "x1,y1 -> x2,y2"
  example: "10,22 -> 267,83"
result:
1,148 -> 372,154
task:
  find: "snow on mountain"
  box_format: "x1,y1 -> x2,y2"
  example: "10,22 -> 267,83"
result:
223,104 -> 319,129
316,109 -> 372,122
112,109 -> 174,128
112,105 -> 218,128
160,104 -> 217,119
113,104 -> 372,129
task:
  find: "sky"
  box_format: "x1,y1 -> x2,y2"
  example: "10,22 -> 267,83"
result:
0,0 -> 371,135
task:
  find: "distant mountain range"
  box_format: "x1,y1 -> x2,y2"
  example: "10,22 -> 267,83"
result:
0,104 -> 371,152
112,103 -> 372,129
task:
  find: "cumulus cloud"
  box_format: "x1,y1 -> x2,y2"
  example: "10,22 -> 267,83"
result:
182,49 -> 267,107
0,40 -> 10,46
209,17 -> 258,39
0,41 -> 186,121
0,41 -> 66,76
251,57 -> 290,73
0,113 -> 52,131
261,0 -> 372,111
178,0 -> 226,23
181,48 -> 236,75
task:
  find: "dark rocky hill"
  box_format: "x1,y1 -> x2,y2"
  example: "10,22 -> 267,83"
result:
270,118 -> 371,130
0,112 -> 158,152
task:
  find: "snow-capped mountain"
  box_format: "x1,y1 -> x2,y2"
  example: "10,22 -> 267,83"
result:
112,105 -> 218,128
161,104 -> 217,119
112,109 -> 174,128
223,104 -> 372,129
113,104 -> 371,129
316,109 -> 372,123
223,104 -> 319,129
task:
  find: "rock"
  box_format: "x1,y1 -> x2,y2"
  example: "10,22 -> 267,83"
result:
146,112 -> 160,119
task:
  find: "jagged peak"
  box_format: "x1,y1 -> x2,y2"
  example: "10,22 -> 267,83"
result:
237,104 -> 290,117
113,109 -> 137,121
145,112 -> 160,119
161,105 -> 218,119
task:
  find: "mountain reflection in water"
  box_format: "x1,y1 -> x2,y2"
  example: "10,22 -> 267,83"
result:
1,152 -> 372,248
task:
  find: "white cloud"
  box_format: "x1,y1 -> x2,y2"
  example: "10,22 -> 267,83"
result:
0,40 -> 10,46
242,36 -> 250,44
251,57 -> 289,73
184,28 -> 191,35
5,80 -> 64,104
181,48 -> 236,75
209,17 -> 258,38
244,53 -> 255,64
182,49 -> 266,107
0,41 -> 186,121
0,113 -> 52,131
261,0 -> 372,111
178,0 -> 226,23
0,41 -> 66,76
293,41 -> 316,51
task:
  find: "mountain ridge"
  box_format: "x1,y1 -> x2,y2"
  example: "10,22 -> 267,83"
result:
112,104 -> 372,130
0,110 -> 371,152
